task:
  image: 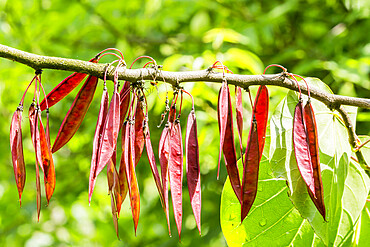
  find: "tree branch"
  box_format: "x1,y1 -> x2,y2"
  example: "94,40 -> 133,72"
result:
1,44 -> 370,111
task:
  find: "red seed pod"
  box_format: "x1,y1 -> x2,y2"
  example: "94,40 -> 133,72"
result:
35,159 -> 42,222
119,81 -> 131,130
217,82 -> 227,179
10,107 -> 26,206
29,103 -> 42,221
241,118 -> 259,222
169,104 -> 176,124
39,56 -> 99,111
304,101 -> 326,220
223,85 -> 242,203
134,98 -> 145,166
144,120 -> 165,207
89,88 -> 109,204
95,86 -> 121,186
39,117 -> 55,204
52,75 -> 99,153
107,152 -> 116,194
185,109 -> 201,235
112,161 -> 122,213
169,120 -> 183,238
240,85 -> 269,222
254,86 -> 269,159
110,187 -> 120,239
117,122 -> 129,217
159,125 -> 171,235
235,86 -> 244,157
29,104 -> 44,173
125,121 -> 140,235
293,101 -> 315,197
117,156 -> 128,217
106,150 -> 121,238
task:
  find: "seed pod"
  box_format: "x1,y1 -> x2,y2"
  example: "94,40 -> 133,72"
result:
107,152 -> 117,194
304,101 -> 326,220
169,120 -> 183,238
125,121 -> 140,235
293,101 -> 315,197
29,104 -> 44,171
95,86 -> 120,187
52,75 -> 99,153
89,88 -> 109,203
39,117 -> 55,204
117,122 -> 129,216
134,98 -> 145,166
159,125 -> 171,235
10,107 -> 26,206
110,187 -> 120,239
119,81 -> 131,130
254,86 -> 269,158
29,103 -> 42,221
222,84 -> 242,203
217,83 -> 227,179
144,120 -> 165,207
241,118 -> 259,222
235,86 -> 244,157
185,109 -> 201,235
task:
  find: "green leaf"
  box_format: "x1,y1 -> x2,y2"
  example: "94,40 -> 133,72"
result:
357,135 -> 370,168
220,157 -> 323,246
221,78 -> 369,246
268,77 -> 369,245
225,48 -> 264,75
357,200 -> 370,246
203,28 -> 250,49
335,160 -> 370,246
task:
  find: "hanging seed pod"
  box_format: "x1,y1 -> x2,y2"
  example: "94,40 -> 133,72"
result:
52,75 -> 99,153
29,103 -> 42,221
125,118 -> 140,235
117,122 -> 129,216
304,100 -> 326,220
159,124 -> 171,235
39,117 -> 55,204
10,106 -> 26,206
241,117 -> 259,222
119,81 -> 131,130
169,118 -> 183,239
144,118 -> 165,207
89,87 -> 109,203
185,108 -> 201,235
293,100 -> 316,197
220,82 -> 242,203
134,96 -> 145,166
235,86 -> 244,158
95,85 -> 120,180
240,85 -> 269,222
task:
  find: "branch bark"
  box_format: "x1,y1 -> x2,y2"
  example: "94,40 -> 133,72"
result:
1,44 -> 369,110
2,43 -> 370,156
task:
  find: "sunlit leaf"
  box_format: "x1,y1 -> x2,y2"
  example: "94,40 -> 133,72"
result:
221,157 -> 322,246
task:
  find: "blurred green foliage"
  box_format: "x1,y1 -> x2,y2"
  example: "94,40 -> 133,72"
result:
0,0 -> 369,246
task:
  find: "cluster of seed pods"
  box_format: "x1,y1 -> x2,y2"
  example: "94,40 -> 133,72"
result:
10,49 -> 201,238
157,87 -> 201,238
288,72 -> 326,220
9,51 -> 325,238
216,63 -> 325,223
215,61 -> 269,223
10,69 -> 56,221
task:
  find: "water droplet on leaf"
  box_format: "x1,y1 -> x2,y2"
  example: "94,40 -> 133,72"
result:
259,218 -> 267,226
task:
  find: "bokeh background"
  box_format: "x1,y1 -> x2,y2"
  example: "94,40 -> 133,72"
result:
0,0 -> 369,246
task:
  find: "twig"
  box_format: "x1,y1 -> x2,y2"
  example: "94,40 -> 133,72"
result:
1,44 -> 370,110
